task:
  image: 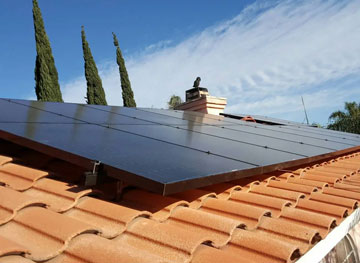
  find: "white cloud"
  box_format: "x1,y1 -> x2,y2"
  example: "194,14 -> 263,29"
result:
62,0 -> 360,124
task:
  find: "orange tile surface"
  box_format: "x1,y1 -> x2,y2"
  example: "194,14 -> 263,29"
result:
0,148 -> 360,262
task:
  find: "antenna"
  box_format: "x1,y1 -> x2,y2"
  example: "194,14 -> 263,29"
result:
301,96 -> 309,125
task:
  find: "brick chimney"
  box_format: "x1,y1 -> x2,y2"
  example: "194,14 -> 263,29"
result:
174,79 -> 227,115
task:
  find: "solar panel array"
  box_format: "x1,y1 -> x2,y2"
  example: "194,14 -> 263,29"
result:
1,98 -> 359,195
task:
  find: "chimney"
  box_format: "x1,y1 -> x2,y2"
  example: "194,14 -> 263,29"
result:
174,77 -> 227,115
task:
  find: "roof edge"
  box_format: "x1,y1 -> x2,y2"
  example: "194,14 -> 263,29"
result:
297,207 -> 360,263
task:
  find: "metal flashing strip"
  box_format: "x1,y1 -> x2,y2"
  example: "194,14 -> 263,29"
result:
297,208 -> 360,263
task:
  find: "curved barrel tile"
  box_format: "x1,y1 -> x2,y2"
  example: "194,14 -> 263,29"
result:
323,186 -> 360,201
0,186 -> 45,225
0,207 -> 98,261
201,183 -> 242,200
171,189 -> 216,209
300,173 -> 340,185
304,170 -> 347,179
0,156 -> 12,166
310,192 -> 357,210
229,191 -> 291,217
47,234 -> 170,263
200,198 -> 271,229
225,228 -> 301,263
257,217 -> 321,254
249,184 -> 305,203
0,236 -> 28,257
0,164 -> 48,191
167,206 -> 245,247
316,166 -> 357,176
0,256 -> 35,263
267,180 -> 317,195
192,245 -> 252,263
287,177 -> 328,188
333,182 -> 360,193
121,189 -> 189,221
115,217 -> 211,263
24,178 -> 92,212
296,198 -> 348,220
65,196 -> 151,238
280,207 -> 337,237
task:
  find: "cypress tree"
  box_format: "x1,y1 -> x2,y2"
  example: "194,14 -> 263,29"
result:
32,0 -> 63,102
81,26 -> 107,105
112,32 -> 136,107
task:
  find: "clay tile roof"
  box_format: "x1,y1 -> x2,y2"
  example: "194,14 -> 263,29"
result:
0,145 -> 360,263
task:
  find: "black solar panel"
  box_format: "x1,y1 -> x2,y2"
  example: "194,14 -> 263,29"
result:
221,112 -> 360,142
0,98 -> 359,195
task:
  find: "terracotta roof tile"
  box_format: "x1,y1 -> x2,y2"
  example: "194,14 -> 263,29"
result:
287,177 -> 329,188
121,189 -> 189,221
0,256 -> 35,263
167,206 -> 245,247
115,217 -> 208,263
296,198 -> 348,220
192,245 -> 247,263
229,191 -> 291,217
65,196 -> 150,238
23,178 -> 92,212
304,170 -> 347,179
300,173 -> 340,185
315,166 -> 357,176
280,207 -> 336,237
0,235 -> 28,257
322,186 -> 360,200
0,164 -> 48,191
0,207 -> 97,261
329,162 -> 360,171
342,178 -> 360,187
0,156 -> 12,166
257,217 -> 321,253
267,180 -> 318,194
0,149 -> 359,262
0,186 -> 45,224
200,198 -> 270,229
309,191 -> 357,210
200,183 -> 241,199
48,234 -> 169,263
333,182 -> 360,192
249,184 -> 305,203
225,228 -> 300,263
171,189 -> 216,209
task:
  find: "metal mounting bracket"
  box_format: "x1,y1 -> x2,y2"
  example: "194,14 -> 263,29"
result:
115,180 -> 130,201
84,160 -> 101,186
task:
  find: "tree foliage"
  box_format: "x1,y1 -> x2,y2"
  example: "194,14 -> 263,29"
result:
81,26 -> 107,105
328,102 -> 360,134
168,95 -> 183,109
113,32 -> 136,107
32,0 -> 63,102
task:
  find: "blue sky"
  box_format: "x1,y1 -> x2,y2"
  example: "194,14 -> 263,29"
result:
0,0 -> 359,126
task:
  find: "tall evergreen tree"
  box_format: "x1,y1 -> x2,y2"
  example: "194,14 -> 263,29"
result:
32,0 -> 63,102
112,32 -> 136,107
81,26 -> 107,105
